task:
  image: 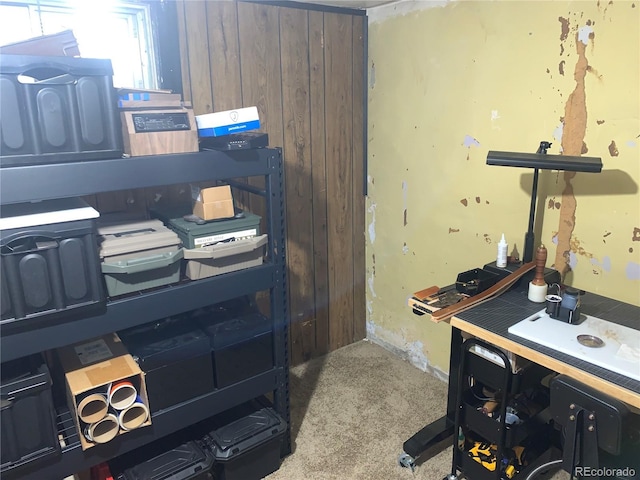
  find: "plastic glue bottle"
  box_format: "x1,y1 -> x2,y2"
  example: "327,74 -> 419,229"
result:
497,234 -> 508,268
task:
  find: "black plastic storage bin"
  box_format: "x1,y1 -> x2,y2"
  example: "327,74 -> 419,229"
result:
118,317 -> 215,413
195,311 -> 274,388
0,198 -> 105,330
113,440 -> 214,480
203,400 -> 287,480
0,54 -> 123,167
1,353 -> 60,474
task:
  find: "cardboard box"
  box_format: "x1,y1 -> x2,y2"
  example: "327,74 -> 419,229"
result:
195,106 -> 260,137
57,333 -> 151,450
192,185 -> 235,221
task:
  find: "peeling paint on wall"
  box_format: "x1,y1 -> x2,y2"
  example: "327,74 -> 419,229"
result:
365,320 -> 447,379
548,197 -> 562,210
402,242 -> 409,255
368,203 -> 377,243
402,180 -> 408,226
367,0 -> 449,25
553,122 -> 564,144
491,110 -> 501,130
559,16 -> 570,41
463,135 -> 481,148
369,62 -> 376,89
368,274 -> 377,297
449,227 -> 460,233
570,235 -> 595,261
626,262 -> 640,280
553,19 -> 593,279
633,227 -> 640,242
460,198 -> 468,207
608,140 -> 619,156
464,135 -> 481,161
569,251 -> 578,269
578,24 -> 594,45
591,255 -> 612,272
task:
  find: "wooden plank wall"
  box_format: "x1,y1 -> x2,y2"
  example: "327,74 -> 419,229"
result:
175,0 -> 366,365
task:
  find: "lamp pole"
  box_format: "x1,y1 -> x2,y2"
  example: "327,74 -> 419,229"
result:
523,141 -> 552,263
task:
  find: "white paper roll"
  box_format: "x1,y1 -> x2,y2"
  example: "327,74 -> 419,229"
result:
528,282 -> 548,303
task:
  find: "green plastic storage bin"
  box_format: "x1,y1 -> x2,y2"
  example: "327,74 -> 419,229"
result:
151,205 -> 261,249
98,220 -> 183,296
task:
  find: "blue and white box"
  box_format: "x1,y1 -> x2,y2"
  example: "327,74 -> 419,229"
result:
195,106 -> 260,137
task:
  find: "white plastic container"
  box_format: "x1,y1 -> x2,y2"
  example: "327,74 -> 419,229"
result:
496,233 -> 508,268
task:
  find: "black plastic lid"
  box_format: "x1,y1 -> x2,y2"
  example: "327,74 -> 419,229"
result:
0,54 -> 114,77
118,440 -> 213,480
198,313 -> 272,350
207,406 -> 286,461
0,353 -> 50,395
119,319 -> 211,371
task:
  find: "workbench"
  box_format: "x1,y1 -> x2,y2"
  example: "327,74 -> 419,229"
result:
400,284 -> 640,475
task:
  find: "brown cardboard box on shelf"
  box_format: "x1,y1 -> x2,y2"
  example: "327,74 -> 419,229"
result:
57,333 -> 151,451
191,185 -> 235,221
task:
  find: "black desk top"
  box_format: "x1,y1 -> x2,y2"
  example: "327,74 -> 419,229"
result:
454,287 -> 640,396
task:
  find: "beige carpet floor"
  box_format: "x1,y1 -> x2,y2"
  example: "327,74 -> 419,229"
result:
267,340 -> 568,480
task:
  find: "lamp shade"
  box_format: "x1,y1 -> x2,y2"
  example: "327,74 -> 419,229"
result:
486,151 -> 602,172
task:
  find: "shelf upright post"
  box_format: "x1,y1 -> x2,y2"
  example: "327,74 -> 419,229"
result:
265,148 -> 291,455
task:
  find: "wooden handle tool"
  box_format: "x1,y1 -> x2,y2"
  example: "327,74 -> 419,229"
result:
532,244 -> 547,286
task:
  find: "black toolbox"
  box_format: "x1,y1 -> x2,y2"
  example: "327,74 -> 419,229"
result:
112,439 -> 214,480
0,198 -> 105,330
118,317 -> 214,413
203,399 -> 287,480
1,353 -> 60,474
194,310 -> 274,388
0,54 -> 123,167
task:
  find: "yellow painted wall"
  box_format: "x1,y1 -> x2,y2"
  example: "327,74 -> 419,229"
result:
366,0 -> 640,375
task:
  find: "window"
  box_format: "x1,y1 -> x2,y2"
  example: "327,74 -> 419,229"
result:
0,0 -> 157,89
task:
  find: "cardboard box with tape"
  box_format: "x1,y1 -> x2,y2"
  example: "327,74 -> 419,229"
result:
56,333 -> 151,450
191,185 -> 235,221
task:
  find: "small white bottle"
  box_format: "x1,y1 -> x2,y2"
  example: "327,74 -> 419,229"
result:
497,233 -> 508,268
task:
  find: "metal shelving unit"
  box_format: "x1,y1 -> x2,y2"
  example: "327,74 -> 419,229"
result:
0,148 -> 291,480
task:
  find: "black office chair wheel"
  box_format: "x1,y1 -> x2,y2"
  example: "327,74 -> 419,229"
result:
398,452 -> 415,471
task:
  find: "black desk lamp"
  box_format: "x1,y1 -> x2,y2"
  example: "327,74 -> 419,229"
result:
486,141 -> 602,264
